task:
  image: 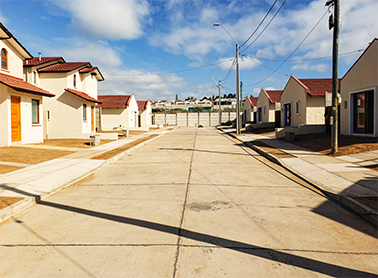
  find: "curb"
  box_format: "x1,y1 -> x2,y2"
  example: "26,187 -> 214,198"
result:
0,131 -> 167,224
224,130 -> 377,225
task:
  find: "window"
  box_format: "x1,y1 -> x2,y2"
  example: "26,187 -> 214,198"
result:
73,74 -> 76,87
83,104 -> 87,120
33,71 -> 37,84
295,100 -> 300,115
32,99 -> 40,124
263,105 -> 266,115
1,48 -> 8,70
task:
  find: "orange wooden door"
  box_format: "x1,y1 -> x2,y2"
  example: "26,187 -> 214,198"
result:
91,106 -> 95,131
11,96 -> 21,142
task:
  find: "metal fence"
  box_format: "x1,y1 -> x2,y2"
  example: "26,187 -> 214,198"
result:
153,112 -> 236,126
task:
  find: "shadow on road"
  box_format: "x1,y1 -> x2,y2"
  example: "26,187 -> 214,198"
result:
38,200 -> 377,278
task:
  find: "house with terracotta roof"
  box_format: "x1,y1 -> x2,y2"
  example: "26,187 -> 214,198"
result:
137,100 -> 152,127
280,76 -> 334,128
97,94 -> 139,130
0,23 -> 54,147
256,89 -> 282,126
243,96 -> 258,123
23,57 -> 104,138
340,38 -> 377,137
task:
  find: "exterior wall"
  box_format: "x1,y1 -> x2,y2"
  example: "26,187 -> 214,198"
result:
243,99 -> 255,122
0,85 -> 44,146
153,112 -> 236,126
82,73 -> 98,99
280,77 -> 307,127
340,40 -> 378,136
128,95 -> 139,128
256,91 -> 274,123
305,96 -> 325,125
140,102 -> 152,127
38,73 -> 83,136
101,108 -> 129,130
0,40 -> 24,79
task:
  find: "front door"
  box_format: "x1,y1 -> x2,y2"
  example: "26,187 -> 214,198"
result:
257,107 -> 262,123
91,106 -> 95,131
11,96 -> 21,142
353,91 -> 374,134
284,103 -> 291,127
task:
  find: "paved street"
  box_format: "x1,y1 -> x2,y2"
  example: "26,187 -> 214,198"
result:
0,127 -> 377,277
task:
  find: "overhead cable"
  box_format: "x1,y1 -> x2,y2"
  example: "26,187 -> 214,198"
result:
240,0 -> 287,54
245,9 -> 329,87
240,0 -> 278,48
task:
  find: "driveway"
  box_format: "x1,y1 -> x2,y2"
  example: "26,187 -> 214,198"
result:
0,127 -> 376,277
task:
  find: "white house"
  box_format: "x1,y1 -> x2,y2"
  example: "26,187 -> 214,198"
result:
137,100 -> 152,127
23,58 -> 104,138
256,89 -> 282,125
97,94 -> 139,130
243,96 -> 258,123
340,38 -> 378,137
0,23 -> 54,147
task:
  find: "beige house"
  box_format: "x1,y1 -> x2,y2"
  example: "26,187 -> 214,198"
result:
243,96 -> 258,123
137,100 -> 152,127
280,76 -> 333,128
0,23 -> 54,147
97,94 -> 139,130
340,38 -> 377,137
256,89 -> 282,125
23,58 -> 104,138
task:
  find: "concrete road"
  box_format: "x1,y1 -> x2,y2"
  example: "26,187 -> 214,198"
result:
0,127 -> 377,277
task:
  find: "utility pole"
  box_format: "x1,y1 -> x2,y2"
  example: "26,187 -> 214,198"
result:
218,79 -> 222,126
326,0 -> 339,153
236,42 -> 241,134
240,81 -> 243,128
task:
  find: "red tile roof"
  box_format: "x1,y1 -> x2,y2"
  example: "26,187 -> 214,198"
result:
137,100 -> 150,111
79,66 -> 105,81
65,88 -> 101,103
97,95 -> 134,109
23,57 -> 64,66
292,77 -> 340,96
264,90 -> 282,103
248,96 -> 258,106
0,72 -> 54,97
38,62 -> 91,72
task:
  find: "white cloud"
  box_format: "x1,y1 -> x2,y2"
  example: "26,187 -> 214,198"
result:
99,69 -> 188,101
291,63 -> 328,72
200,8 -> 218,23
48,0 -> 150,40
216,56 -> 260,71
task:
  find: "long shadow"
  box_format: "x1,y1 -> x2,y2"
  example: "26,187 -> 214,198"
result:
159,148 -> 250,156
0,184 -> 39,198
39,200 -> 377,278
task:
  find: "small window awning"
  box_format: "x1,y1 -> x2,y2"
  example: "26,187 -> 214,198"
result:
65,88 -> 102,104
0,72 -> 54,97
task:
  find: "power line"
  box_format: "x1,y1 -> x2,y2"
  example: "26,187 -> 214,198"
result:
240,0 -> 287,54
253,49 -> 364,62
245,9 -> 329,87
221,57 -> 236,85
105,60 -> 229,77
240,0 -> 278,48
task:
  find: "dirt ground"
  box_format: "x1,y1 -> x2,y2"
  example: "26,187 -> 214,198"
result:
284,133 -> 378,157
0,196 -> 24,210
91,135 -> 158,160
36,138 -> 114,148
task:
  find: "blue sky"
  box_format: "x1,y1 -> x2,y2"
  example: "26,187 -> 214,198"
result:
1,0 -> 377,101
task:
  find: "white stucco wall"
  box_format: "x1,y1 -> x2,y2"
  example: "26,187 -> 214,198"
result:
0,40 -> 24,79
340,39 -> 378,136
0,85 -> 44,146
101,108 -> 129,130
305,96 -> 325,125
128,95 -> 138,128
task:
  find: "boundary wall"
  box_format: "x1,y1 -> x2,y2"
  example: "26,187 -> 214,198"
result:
153,112 -> 236,126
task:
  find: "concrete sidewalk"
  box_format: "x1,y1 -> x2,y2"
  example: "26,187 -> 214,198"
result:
222,128 -> 378,225
0,128 -> 172,224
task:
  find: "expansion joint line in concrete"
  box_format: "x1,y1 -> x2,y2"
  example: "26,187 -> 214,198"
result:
172,128 -> 198,278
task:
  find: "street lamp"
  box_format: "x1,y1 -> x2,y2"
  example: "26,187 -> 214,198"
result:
208,76 -> 222,126
213,23 -> 241,134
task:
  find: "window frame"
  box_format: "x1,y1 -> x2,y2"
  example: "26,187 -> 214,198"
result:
83,103 -> 87,121
295,100 -> 301,115
73,74 -> 77,87
1,48 -> 8,70
31,99 -> 40,124
33,71 -> 37,84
